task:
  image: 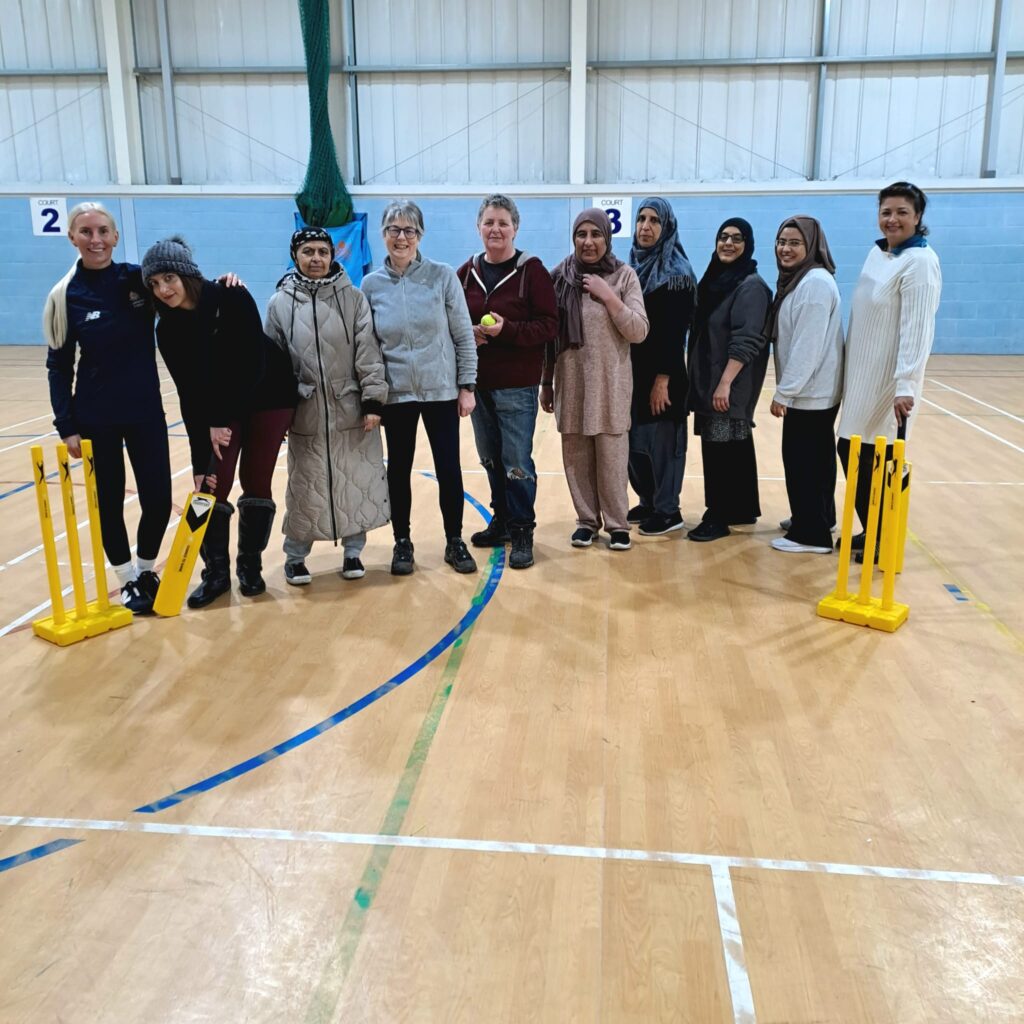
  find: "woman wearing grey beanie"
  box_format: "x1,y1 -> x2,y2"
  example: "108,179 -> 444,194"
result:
142,236 -> 298,607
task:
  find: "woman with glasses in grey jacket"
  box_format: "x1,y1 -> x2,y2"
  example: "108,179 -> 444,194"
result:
361,200 -> 479,576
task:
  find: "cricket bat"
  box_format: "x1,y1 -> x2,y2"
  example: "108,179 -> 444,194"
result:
153,461 -> 218,617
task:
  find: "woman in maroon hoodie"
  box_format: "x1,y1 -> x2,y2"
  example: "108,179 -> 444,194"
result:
457,194 -> 558,569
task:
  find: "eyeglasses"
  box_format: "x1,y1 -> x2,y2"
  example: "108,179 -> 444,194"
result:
717,232 -> 745,244
385,226 -> 419,239
775,238 -> 806,250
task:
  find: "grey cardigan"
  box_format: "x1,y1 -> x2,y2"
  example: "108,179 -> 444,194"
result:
687,273 -> 771,422
361,253 -> 477,404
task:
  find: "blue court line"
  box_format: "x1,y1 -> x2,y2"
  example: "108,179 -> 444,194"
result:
944,583 -> 971,603
137,521 -> 503,812
0,837 -> 83,874
0,419 -> 184,502
134,481 -> 497,814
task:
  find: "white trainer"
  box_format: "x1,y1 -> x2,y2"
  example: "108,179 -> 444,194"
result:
771,537 -> 833,554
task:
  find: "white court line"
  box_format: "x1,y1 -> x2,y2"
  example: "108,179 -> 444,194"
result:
451,470 -> 1024,486
3,815 -> 1023,889
921,397 -> 1024,455
712,866 -> 757,1024
926,378 -> 1024,426
0,430 -> 57,455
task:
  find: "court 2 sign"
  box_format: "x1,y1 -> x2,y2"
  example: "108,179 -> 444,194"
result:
30,197 -> 68,237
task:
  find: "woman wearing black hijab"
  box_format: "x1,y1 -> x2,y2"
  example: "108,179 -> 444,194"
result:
686,218 -> 771,542
627,197 -> 696,537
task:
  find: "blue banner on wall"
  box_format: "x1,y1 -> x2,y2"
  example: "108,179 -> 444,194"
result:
292,212 -> 373,285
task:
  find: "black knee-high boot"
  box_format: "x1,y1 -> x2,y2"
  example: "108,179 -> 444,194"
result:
236,496 -> 276,597
187,501 -> 233,609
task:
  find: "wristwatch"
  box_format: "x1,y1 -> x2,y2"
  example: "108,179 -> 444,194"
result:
460,383 -> 476,393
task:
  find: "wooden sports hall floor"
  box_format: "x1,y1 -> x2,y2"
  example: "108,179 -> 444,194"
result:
0,346 -> 1021,1023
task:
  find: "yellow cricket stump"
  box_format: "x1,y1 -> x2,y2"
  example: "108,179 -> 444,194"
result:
30,442 -> 132,647
816,435 -> 861,621
817,434 -> 911,633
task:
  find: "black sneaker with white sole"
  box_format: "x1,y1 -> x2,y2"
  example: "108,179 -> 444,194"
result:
341,557 -> 365,580
571,527 -> 595,547
608,530 -> 632,550
284,560 -> 312,585
121,576 -> 156,614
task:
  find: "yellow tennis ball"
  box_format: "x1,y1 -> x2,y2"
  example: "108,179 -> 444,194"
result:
480,314 -> 496,326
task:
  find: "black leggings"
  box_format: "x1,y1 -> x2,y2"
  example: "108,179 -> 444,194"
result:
838,436 -> 893,535
383,400 -> 465,539
81,420 -> 172,565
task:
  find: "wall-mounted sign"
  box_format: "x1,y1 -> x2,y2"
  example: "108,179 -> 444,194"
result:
30,197 -> 68,237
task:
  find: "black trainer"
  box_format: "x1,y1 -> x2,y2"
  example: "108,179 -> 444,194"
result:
284,560 -> 312,586
341,557 -> 365,580
444,537 -> 478,574
571,527 -> 595,547
687,520 -> 730,542
391,538 -> 415,576
470,520 -> 510,547
508,527 -> 534,569
638,511 -> 684,536
121,576 -> 155,614
627,504 -> 653,524
608,530 -> 632,551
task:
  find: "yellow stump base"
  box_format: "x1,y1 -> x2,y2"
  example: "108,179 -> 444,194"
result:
816,593 -> 856,621
32,601 -> 133,647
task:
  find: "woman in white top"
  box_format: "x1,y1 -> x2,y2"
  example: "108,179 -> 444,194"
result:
839,182 -> 942,541
768,216 -> 844,554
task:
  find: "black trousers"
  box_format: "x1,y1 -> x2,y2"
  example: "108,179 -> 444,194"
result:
781,405 -> 839,548
701,434 -> 761,525
80,419 -> 172,565
837,435 -> 893,535
383,400 -> 465,540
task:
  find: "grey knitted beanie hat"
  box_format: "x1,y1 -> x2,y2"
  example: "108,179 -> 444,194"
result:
141,235 -> 202,282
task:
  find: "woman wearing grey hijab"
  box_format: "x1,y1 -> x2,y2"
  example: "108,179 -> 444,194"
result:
627,197 -> 696,537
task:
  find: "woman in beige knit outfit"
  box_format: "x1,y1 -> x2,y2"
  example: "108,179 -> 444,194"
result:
542,209 -> 649,550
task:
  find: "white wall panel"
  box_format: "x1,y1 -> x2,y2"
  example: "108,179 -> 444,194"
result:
0,0 -> 104,70
590,0 -> 820,61
0,78 -> 113,183
821,63 -> 991,179
831,0 -> 995,57
588,68 -> 815,182
353,0 -> 569,64
140,73 -> 347,185
0,1 -> 112,182
358,73 -> 569,184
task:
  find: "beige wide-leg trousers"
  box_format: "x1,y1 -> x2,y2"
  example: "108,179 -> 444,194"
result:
561,431 -> 629,532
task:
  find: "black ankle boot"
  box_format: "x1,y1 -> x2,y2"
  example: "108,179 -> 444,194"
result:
236,496 -> 276,597
470,517 -> 510,548
508,527 -> 534,569
187,501 -> 233,609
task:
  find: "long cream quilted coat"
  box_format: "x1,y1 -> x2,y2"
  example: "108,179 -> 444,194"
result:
265,270 -> 390,543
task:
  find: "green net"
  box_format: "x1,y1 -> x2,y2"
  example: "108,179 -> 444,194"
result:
295,0 -> 353,227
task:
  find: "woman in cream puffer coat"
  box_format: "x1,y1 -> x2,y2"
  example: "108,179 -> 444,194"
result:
265,227 -> 389,584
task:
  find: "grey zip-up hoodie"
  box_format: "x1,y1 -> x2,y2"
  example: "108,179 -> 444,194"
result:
361,253 -> 477,404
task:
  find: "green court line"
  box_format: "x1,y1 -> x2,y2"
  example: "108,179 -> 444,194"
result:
305,548 -> 499,1023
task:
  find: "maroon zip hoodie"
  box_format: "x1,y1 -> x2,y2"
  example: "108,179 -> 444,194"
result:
456,251 -> 558,391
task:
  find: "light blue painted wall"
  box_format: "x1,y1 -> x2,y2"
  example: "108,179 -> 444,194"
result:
3,192 -> 1022,353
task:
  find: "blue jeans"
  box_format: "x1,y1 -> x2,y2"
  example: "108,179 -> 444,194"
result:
470,386 -> 539,529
